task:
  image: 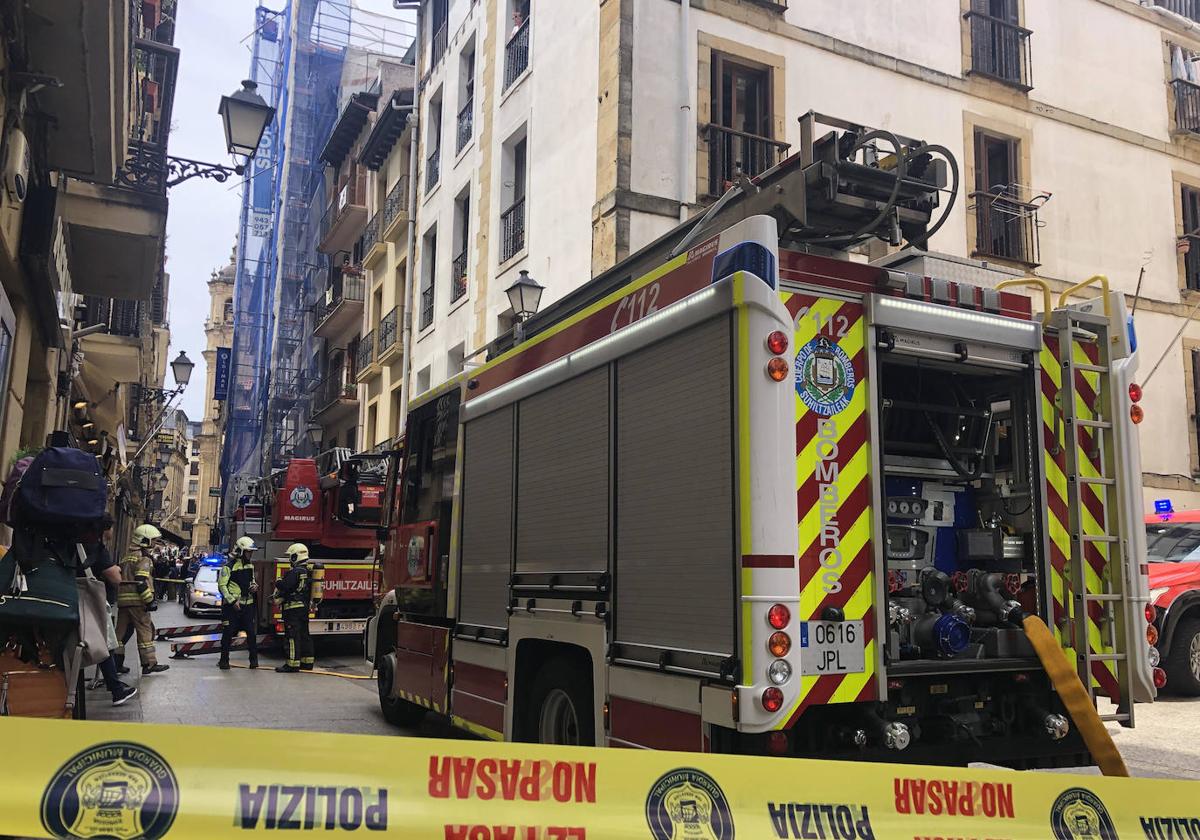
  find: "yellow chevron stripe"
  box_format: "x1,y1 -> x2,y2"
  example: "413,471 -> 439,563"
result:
797,424 -> 870,553
800,508 -> 871,616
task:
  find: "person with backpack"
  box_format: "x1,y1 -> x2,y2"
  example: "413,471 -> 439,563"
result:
217,536 -> 259,670
115,524 -> 169,676
272,543 -> 315,673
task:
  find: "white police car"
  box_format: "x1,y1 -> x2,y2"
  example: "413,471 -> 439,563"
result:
183,564 -> 223,618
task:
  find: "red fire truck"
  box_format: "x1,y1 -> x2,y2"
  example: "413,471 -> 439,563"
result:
233,449 -> 387,639
346,114 -> 1156,768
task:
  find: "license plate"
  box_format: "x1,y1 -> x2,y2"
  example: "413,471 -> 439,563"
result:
315,620 -> 366,634
799,620 -> 865,676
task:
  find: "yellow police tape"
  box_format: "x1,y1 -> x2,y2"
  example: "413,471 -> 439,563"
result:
2,717 -> 1198,839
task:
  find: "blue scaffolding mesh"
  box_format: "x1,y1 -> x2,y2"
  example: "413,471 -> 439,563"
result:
221,0 -> 412,535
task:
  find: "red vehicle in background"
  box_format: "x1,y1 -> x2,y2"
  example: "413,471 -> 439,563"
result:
1145,507 -> 1200,694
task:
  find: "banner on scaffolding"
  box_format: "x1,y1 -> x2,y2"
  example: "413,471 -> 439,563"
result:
213,347 -> 231,402
2,717 -> 1198,839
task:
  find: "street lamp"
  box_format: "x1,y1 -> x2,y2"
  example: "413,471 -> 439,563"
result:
504,270 -> 545,344
305,424 -> 322,454
218,80 -> 276,158
156,473 -> 170,492
170,351 -> 195,389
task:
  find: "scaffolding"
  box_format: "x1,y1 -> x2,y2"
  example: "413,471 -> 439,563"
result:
220,0 -> 413,536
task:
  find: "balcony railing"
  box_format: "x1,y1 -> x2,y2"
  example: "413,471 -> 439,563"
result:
970,190 -> 1041,266
379,307 -> 398,354
702,124 -> 789,198
420,283 -> 434,330
356,330 -> 376,374
83,296 -> 143,337
457,97 -> 474,153
500,198 -> 526,263
315,269 -> 366,324
426,146 -> 441,194
319,169 -> 368,244
361,211 -> 380,257
1175,78 -> 1200,135
431,22 -> 448,69
1155,0 -> 1200,22
314,366 -> 358,414
503,18 -> 530,91
965,11 -> 1032,90
383,175 -> 409,233
451,250 -> 468,302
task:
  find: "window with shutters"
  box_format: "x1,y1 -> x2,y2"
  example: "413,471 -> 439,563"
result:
965,0 -> 1032,90
1182,185 -> 1200,291
971,129 -> 1040,266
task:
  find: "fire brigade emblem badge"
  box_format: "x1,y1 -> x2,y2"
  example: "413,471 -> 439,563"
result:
646,768 -> 734,840
40,741 -> 179,840
290,485 -> 314,509
795,336 -> 856,417
1049,787 -> 1117,840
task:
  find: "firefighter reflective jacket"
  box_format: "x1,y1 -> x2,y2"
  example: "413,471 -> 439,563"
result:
117,551 -> 154,608
274,563 -> 312,612
218,557 -> 255,606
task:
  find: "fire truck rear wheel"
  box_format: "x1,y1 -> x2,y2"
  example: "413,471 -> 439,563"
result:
1165,617 -> 1200,696
528,658 -> 594,747
377,653 -> 425,727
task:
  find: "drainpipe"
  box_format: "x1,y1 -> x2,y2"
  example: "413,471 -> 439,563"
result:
396,5 -> 422,441
678,0 -> 692,222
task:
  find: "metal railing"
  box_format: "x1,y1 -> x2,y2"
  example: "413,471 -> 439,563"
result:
314,269 -> 366,324
971,190 -> 1041,266
361,211 -> 380,257
702,124 -> 789,198
356,330 -> 376,374
426,146 -> 441,194
457,97 -> 474,153
431,22 -> 448,69
451,250 -> 468,302
382,176 -> 409,233
1175,78 -> 1200,134
420,283 -> 434,330
500,197 -> 526,263
320,169 -> 368,244
83,296 -> 143,337
314,365 -> 358,414
965,11 -> 1032,89
503,18 -> 531,91
379,307 -> 398,353
1184,233 -> 1200,291
1155,0 -> 1200,22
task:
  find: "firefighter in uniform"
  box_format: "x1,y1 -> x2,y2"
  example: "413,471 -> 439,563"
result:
115,524 -> 170,675
273,542 -> 315,672
217,536 -> 260,670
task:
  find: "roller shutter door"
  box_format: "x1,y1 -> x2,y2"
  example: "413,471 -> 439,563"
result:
515,366 -> 610,573
458,405 -> 514,629
615,316 -> 734,656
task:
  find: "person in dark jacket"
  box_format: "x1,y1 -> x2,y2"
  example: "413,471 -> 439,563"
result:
217,536 -> 259,670
272,543 -> 315,673
81,515 -> 137,705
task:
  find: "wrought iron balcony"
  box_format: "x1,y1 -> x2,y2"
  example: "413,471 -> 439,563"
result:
702,124 -> 789,198
1154,0 -> 1200,22
356,330 -> 376,375
451,250 -> 468,302
361,211 -> 381,264
314,268 -> 366,335
379,307 -> 398,354
1175,78 -> 1200,135
82,295 -> 144,337
382,175 -> 409,237
426,146 -> 441,194
431,22 -> 448,69
504,18 -> 530,91
318,169 -> 368,254
457,97 -> 474,153
965,10 -> 1032,90
313,362 -> 358,416
970,190 -> 1042,267
420,283 -> 434,331
500,197 -> 525,263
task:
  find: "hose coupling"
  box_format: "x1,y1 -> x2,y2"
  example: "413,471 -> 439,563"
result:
1044,713 -> 1070,741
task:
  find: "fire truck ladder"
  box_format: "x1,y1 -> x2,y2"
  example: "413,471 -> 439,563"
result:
1048,303 -> 1135,727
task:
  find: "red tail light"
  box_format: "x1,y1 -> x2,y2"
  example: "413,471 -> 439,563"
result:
1129,382 -> 1143,403
768,603 -> 791,630
762,687 -> 784,712
766,330 -> 789,355
1130,404 -> 1144,424
1153,667 -> 1167,689
766,358 -> 789,382
1145,604 -> 1156,623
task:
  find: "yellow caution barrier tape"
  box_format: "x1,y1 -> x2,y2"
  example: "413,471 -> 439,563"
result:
1,717 -> 1198,839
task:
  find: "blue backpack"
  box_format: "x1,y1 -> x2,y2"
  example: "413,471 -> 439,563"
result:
16,446 -> 107,527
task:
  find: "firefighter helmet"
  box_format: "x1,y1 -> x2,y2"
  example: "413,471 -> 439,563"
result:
132,524 -> 162,549
234,536 -> 257,559
286,543 -> 310,566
